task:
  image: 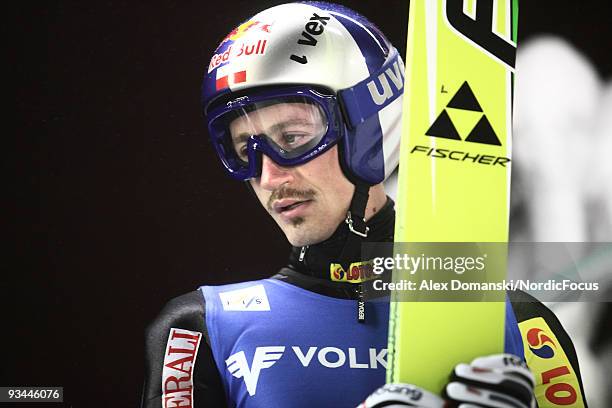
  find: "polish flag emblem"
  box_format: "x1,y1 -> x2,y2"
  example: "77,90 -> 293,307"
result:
216,65 -> 247,91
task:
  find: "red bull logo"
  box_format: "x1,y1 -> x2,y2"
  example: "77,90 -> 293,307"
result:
220,20 -> 272,46
526,328 -> 556,359
208,39 -> 268,73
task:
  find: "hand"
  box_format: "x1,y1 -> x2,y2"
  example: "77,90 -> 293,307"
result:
356,383 -> 445,408
357,354 -> 535,408
444,353 -> 535,408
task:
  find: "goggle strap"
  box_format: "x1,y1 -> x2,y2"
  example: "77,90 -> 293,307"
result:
337,50 -> 404,129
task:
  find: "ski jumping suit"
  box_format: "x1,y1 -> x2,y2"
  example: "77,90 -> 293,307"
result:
142,200 -> 588,407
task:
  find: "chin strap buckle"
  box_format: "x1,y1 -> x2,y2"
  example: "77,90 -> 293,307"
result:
345,211 -> 369,238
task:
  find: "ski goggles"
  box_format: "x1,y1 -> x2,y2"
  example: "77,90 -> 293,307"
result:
206,86 -> 343,180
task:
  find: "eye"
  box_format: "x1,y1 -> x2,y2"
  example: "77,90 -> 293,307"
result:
281,132 -> 305,146
283,133 -> 296,144
236,143 -> 248,161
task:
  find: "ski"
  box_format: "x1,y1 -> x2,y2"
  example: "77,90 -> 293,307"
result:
388,0 -> 519,394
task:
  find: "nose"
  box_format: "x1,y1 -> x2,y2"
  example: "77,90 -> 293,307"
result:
259,154 -> 293,190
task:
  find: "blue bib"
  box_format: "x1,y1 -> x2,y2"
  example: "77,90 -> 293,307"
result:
201,279 -> 523,408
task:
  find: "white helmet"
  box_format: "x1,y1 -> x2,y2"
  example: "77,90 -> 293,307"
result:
201,2 -> 404,186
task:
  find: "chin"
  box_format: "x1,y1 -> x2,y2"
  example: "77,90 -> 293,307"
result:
283,222 -> 336,247
286,236 -> 308,247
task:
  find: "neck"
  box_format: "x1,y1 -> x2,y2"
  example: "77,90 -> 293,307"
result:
288,197 -> 395,280
364,183 -> 387,221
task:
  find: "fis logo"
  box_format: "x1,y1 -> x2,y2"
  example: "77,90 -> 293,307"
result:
219,284 -> 271,311
527,328 -> 556,359
226,346 -> 285,396
226,346 -> 387,397
367,58 -> 405,106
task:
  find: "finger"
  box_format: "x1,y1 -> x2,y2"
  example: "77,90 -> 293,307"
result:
470,354 -> 535,389
451,363 -> 534,406
360,383 -> 446,408
445,382 -> 530,408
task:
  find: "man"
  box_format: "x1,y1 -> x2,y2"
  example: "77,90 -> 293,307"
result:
142,3 -> 587,407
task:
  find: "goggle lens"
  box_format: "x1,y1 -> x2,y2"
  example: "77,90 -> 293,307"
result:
227,100 -> 328,163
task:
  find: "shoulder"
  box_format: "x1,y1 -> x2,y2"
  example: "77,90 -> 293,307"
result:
145,281 -> 271,339
507,290 -> 578,363
142,290 -> 229,407
145,290 -> 206,341
508,290 -> 588,407
508,290 -> 562,324
507,290 -> 581,352
144,290 -> 208,377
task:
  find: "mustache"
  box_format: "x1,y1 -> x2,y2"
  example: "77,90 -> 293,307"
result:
267,186 -> 316,211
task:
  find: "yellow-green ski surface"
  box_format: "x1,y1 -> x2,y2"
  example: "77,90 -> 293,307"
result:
388,0 -> 518,393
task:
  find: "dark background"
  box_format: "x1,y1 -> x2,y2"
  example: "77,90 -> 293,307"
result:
7,1 -> 611,406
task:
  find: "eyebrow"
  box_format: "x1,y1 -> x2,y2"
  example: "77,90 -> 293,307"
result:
233,118 -> 314,143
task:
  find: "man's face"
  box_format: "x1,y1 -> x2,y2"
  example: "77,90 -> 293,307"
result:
229,102 -> 354,247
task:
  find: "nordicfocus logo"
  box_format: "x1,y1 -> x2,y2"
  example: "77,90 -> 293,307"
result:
226,346 -> 387,396
412,81 -> 511,167
162,328 -> 202,408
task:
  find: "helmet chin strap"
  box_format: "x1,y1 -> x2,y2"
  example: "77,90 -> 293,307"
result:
338,181 -> 370,266
295,180 -> 371,269
341,180 -> 371,323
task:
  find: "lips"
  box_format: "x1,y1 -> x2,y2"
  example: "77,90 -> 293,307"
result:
273,199 -> 310,213
272,198 -> 313,220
